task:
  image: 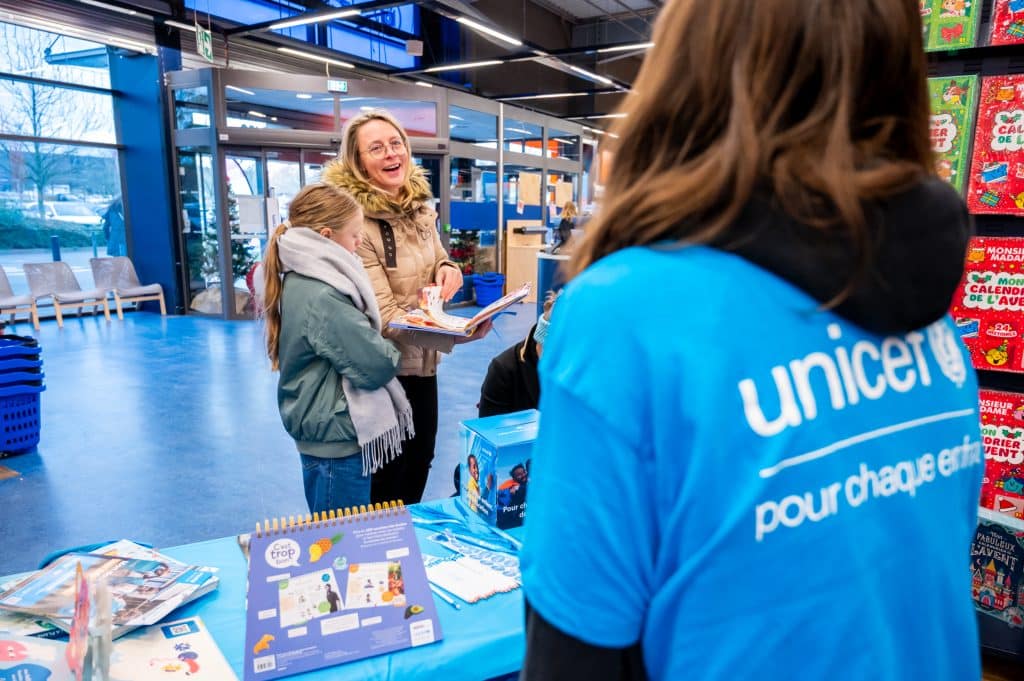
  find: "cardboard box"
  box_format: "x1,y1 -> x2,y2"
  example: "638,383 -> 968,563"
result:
979,389 -> 1024,519
458,410 -> 539,529
973,509 -> 1024,658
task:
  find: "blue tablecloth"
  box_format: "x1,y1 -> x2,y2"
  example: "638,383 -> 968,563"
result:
161,497 -> 525,680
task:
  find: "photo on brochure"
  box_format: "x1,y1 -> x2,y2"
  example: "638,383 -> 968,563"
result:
343,561 -> 406,610
276,568 -> 344,629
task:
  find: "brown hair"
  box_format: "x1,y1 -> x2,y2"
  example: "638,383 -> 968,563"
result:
571,0 -> 932,294
263,182 -> 362,369
561,201 -> 578,219
338,109 -> 423,212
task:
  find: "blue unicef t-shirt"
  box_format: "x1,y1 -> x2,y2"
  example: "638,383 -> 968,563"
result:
521,246 -> 983,680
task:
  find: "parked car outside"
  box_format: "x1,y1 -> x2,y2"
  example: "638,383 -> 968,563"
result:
22,201 -> 103,227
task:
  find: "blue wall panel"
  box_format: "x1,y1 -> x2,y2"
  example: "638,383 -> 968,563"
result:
109,51 -> 182,312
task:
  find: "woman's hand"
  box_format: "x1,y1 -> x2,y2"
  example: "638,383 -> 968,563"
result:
436,264 -> 463,301
454,319 -> 492,344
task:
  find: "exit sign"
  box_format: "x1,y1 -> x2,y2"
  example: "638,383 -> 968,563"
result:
196,25 -> 213,63
327,79 -> 349,93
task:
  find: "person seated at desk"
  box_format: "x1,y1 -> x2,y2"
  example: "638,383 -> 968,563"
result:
550,201 -> 577,254
478,291 -> 559,417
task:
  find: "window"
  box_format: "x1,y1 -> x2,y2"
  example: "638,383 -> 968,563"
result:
449,106 -> 497,147
0,22 -> 121,293
224,86 -> 334,132
503,119 -> 543,156
547,128 -> 580,162
340,97 -> 437,137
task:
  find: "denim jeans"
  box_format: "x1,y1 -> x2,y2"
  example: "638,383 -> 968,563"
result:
300,453 -> 371,515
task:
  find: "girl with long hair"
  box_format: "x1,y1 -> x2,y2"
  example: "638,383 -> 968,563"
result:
263,183 -> 412,514
521,1 -> 981,679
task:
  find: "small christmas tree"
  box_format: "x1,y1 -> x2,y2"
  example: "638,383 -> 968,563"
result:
202,186 -> 256,284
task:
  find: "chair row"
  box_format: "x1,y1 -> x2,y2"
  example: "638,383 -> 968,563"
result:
0,257 -> 166,329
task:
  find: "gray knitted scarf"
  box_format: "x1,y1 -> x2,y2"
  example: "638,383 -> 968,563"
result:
276,227 -> 413,474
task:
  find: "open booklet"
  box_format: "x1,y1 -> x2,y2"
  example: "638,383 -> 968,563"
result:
0,540 -> 219,639
389,283 -> 531,337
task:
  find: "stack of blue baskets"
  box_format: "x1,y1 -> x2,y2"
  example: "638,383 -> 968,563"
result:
0,335 -> 43,458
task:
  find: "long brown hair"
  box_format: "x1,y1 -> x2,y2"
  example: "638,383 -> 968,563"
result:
263,182 -> 362,370
572,0 -> 932,289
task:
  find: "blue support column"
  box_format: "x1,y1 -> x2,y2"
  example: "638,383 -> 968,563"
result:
108,46 -> 183,313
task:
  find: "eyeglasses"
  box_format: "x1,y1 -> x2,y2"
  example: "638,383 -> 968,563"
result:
362,139 -> 405,159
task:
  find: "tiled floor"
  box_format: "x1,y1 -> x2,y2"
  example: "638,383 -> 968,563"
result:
0,303 -> 536,575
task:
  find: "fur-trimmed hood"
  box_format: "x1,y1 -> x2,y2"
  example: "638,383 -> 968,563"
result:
321,160 -> 432,219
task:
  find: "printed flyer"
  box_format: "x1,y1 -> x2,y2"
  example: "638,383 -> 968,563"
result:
990,0 -> 1024,46
967,75 -> 1024,215
928,75 -> 979,192
950,237 -> 1024,373
979,389 -> 1024,518
242,502 -> 441,681
924,0 -> 981,51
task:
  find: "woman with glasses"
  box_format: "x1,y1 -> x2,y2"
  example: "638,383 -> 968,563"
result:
323,110 -> 488,506
521,0 -> 981,679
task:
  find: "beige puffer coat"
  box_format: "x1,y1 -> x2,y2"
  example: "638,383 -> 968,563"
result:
322,162 -> 458,376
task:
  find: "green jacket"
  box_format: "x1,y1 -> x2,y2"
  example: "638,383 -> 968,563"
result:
277,273 -> 401,458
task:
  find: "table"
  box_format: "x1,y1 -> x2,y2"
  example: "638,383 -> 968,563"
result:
144,499 -> 525,680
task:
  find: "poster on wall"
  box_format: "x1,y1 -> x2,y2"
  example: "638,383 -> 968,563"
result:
979,389 -> 1024,519
950,236 -> 1024,373
924,0 -> 981,51
967,75 -> 1024,215
928,75 -> 979,193
990,0 -> 1024,46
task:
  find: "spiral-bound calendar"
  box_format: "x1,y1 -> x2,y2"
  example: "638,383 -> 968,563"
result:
242,501 -> 442,681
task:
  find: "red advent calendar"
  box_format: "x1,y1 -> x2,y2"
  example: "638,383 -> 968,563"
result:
990,0 -> 1024,46
967,75 -> 1024,216
979,389 -> 1024,519
950,237 -> 1024,373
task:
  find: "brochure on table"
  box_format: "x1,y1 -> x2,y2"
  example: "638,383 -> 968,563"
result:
243,501 -> 442,681
0,542 -> 218,638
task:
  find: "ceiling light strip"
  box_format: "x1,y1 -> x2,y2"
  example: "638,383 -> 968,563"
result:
423,60 -> 503,73
164,19 -> 197,32
278,47 -> 355,69
569,66 -> 614,86
455,16 -> 522,47
268,9 -> 361,31
596,42 -> 654,53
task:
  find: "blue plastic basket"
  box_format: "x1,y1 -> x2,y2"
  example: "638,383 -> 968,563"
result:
0,387 -> 43,455
473,272 -> 505,307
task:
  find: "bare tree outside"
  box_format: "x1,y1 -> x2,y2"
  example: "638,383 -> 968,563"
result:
0,23 -> 113,216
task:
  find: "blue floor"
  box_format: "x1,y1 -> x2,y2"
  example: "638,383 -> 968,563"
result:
0,304 -> 536,575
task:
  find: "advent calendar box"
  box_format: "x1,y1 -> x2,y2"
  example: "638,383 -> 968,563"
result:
972,509 -> 1024,659
458,410 -> 538,529
950,237 -> 1024,373
979,390 -> 1024,520
968,76 -> 1024,215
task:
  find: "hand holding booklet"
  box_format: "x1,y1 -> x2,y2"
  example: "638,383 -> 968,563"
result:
389,283 -> 531,337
